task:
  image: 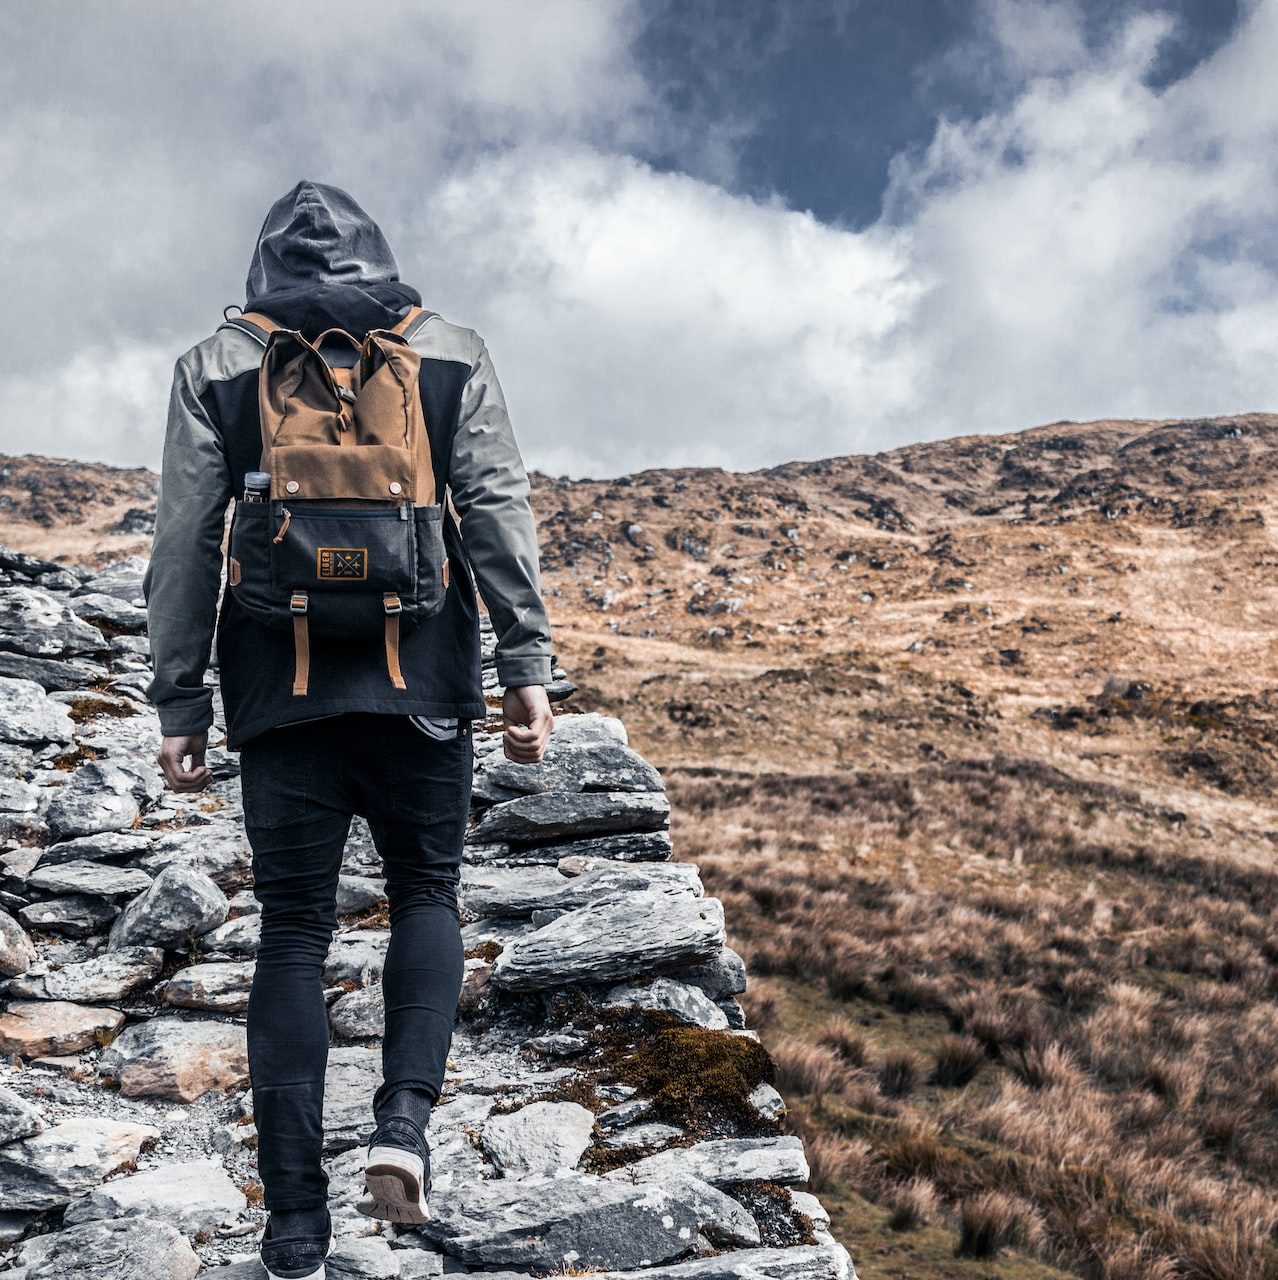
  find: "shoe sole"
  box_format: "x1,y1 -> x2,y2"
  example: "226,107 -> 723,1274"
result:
263,1230 -> 335,1280
359,1145 -> 430,1224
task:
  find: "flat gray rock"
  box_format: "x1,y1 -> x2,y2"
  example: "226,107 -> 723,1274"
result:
0,675 -> 75,746
471,790 -> 670,845
0,1115 -> 160,1210
62,1155 -> 246,1235
45,760 -> 149,840
5,946 -> 164,1002
323,928 -> 389,986
36,830 -> 154,865
492,892 -> 725,990
668,946 -> 748,1000
0,650 -> 107,690
423,1169 -> 753,1268
27,859 -> 153,898
479,1100 -> 596,1175
71,558 -> 148,605
321,1045 -> 381,1150
473,828 -> 675,865
0,999 -> 125,1057
474,742 -> 664,803
107,864 -> 228,950
601,1120 -> 684,1150
605,1135 -> 810,1188
66,592 -> 148,633
19,894 -> 119,937
98,1017 -> 249,1102
600,1244 -> 854,1280
18,1213 -> 201,1278
199,913 -> 261,958
0,586 -> 107,657
161,960 -> 255,1013
136,827 -> 249,881
329,983 -> 384,1038
336,873 -> 387,916
463,861 -> 700,921
0,774 -> 40,812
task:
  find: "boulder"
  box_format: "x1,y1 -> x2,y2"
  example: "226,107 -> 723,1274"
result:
0,675 -> 75,746
160,960 -> 255,1013
492,892 -> 725,990
329,983 -> 384,1038
0,1083 -> 45,1144
98,1017 -> 249,1102
0,1115 -> 160,1210
107,864 -> 228,950
45,760 -> 150,840
0,910 -> 36,976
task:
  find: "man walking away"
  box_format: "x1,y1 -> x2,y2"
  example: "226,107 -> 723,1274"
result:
144,180 -> 555,1280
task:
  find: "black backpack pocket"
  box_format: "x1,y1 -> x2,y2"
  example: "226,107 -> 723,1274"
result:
411,503 -> 449,622
227,500 -> 282,628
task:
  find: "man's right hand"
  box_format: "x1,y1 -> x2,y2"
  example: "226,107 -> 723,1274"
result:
157,731 -> 212,793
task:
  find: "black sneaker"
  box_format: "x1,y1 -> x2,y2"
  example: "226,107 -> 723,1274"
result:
358,1115 -> 431,1224
260,1205 -> 335,1280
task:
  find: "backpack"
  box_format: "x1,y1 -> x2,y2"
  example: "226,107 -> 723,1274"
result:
217,306 -> 450,697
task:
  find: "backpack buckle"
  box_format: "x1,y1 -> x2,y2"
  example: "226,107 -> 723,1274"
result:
290,592 -> 309,615
383,593 -> 402,615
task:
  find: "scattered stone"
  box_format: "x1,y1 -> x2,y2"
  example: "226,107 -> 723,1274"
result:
0,999 -> 124,1057
329,983 -> 384,1038
0,775 -> 40,812
524,1032 -> 587,1058
600,1245 -> 853,1280
323,928 -> 389,986
62,1155 -> 247,1236
336,873 -> 387,915
98,1017 -> 249,1101
45,760 -> 149,840
602,1120 -> 684,1150
749,1082 -> 787,1122
0,675 -> 75,746
35,830 -> 154,865
72,557 -> 148,605
5,946 -> 164,1002
0,650 -> 107,690
198,913 -> 260,957
0,1116 -> 160,1210
107,864 -> 228,950
492,892 -> 725,990
669,946 -> 748,1000
480,1100 -> 596,1175
66,591 -> 148,633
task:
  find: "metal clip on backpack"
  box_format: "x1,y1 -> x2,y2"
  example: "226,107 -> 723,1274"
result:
219,306 -> 450,696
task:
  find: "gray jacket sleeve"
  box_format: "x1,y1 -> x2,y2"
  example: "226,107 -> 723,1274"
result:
143,353 -> 232,736
448,335 -> 554,688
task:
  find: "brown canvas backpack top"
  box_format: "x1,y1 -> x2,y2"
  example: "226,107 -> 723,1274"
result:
219,306 -> 450,696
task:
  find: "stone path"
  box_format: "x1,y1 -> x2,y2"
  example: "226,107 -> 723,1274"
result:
0,545 -> 854,1278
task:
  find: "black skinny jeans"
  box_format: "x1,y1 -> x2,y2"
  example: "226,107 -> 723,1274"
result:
239,712 -> 471,1210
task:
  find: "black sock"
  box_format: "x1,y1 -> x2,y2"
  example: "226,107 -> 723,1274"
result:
270,1205 -> 329,1239
377,1084 -> 434,1135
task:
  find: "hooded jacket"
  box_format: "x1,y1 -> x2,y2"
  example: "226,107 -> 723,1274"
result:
143,180 -> 554,749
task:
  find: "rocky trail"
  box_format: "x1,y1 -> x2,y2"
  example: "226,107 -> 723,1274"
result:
0,545 -> 852,1279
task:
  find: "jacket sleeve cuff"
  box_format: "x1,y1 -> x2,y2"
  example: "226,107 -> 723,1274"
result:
496,655 -> 553,688
155,699 -> 215,739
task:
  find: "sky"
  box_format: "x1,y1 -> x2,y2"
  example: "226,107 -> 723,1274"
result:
0,0 -> 1269,479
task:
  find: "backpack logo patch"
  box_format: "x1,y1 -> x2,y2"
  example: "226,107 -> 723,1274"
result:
317,547 -> 368,580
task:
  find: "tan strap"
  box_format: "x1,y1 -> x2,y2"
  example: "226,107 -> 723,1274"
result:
390,306 -> 425,337
238,310 -> 283,335
383,593 -> 406,690
290,592 -> 310,696
272,507 -> 292,544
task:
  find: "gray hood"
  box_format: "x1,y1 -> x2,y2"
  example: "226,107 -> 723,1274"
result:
245,180 -> 401,301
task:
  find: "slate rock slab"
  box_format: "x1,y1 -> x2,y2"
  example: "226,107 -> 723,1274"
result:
0,650 -> 107,690
492,891 -> 725,990
464,861 -> 700,920
600,1244 -> 854,1280
13,1214 -> 201,1279
5,946 -> 165,1002
107,864 -> 228,950
0,1082 -> 45,1144
0,586 -> 107,657
423,1169 -> 752,1268
479,1099 -> 596,1175
0,999 -> 124,1057
471,790 -> 671,845
35,830 -> 154,865
605,1134 -> 811,1187
27,859 -> 153,898
329,982 -> 384,1038
72,557 -> 148,605
474,742 -> 664,802
0,1115 -> 160,1210
62,1155 -> 247,1236
98,1016 -> 249,1102
0,675 -> 75,746
67,591 -> 149,633
602,975 -> 729,1029
321,1045 -> 381,1150
45,761 -> 148,840
19,893 -> 119,938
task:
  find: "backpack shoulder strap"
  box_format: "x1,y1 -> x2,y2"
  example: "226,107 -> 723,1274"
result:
390,306 -> 435,342
219,309 -> 282,348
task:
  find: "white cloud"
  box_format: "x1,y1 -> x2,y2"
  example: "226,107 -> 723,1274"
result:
2,0 -> 1277,478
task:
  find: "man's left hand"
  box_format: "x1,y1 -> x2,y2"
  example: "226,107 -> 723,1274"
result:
157,731 -> 212,793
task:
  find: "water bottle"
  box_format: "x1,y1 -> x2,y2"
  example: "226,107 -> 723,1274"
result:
242,471 -> 271,503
